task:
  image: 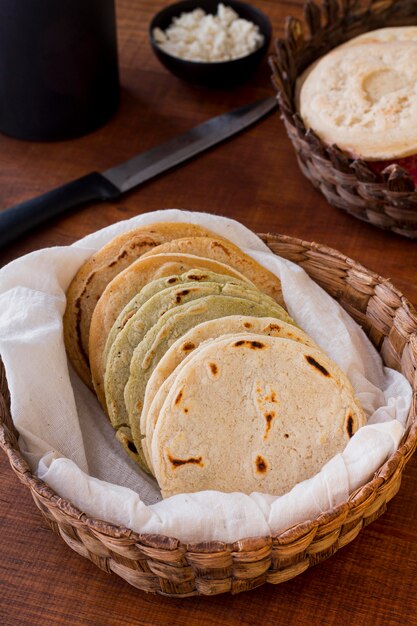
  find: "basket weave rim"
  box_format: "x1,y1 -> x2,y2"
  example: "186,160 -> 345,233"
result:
0,231 -> 417,553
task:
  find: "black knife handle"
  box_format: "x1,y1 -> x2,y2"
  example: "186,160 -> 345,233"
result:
0,172 -> 120,249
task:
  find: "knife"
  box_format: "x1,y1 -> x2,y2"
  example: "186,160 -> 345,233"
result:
0,96 -> 277,248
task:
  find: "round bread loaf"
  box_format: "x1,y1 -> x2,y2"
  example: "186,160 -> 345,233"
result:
141,237 -> 284,306
142,316 -> 318,471
88,253 -> 254,404
298,37 -> 417,160
64,222 -> 221,387
151,335 -> 366,498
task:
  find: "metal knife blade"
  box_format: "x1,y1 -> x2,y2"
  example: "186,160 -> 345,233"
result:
0,96 -> 277,249
103,96 -> 277,192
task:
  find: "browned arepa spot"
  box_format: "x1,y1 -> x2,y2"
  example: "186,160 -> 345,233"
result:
233,339 -> 266,349
346,414 -> 354,438
265,323 -> 281,332
243,322 -> 253,329
174,390 -> 183,405
256,455 -> 268,474
175,288 -> 191,303
262,390 -> 277,403
263,411 -> 275,439
209,362 -> 218,375
211,241 -> 230,255
256,387 -> 278,404
168,453 -> 204,468
125,236 -> 161,255
305,355 -> 330,377
181,341 -> 196,352
187,274 -> 208,281
115,426 -> 143,465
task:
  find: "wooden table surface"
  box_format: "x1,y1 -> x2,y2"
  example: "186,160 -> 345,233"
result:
1,1 -> 417,624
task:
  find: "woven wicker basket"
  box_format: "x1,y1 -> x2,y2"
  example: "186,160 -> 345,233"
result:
270,0 -> 417,238
1,233 -> 417,597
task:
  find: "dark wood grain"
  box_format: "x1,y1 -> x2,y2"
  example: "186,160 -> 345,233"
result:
1,1 -> 417,624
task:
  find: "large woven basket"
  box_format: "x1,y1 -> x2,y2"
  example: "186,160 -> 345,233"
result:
270,0 -> 417,238
1,233 -> 417,597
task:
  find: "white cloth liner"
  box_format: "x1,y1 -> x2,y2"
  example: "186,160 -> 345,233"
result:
0,209 -> 411,544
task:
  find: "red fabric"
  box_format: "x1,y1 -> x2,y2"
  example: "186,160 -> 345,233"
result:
368,154 -> 417,183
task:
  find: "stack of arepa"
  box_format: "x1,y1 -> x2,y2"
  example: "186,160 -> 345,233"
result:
64,222 -> 365,498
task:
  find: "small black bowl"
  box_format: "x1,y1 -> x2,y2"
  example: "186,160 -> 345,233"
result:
149,0 -> 272,87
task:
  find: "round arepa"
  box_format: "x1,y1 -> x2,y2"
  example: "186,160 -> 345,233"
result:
298,38 -> 417,160
151,335 -> 365,498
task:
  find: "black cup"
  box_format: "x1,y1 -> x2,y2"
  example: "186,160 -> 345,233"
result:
0,0 -> 119,141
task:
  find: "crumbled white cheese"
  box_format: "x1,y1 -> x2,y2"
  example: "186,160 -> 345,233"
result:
153,3 -> 264,62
